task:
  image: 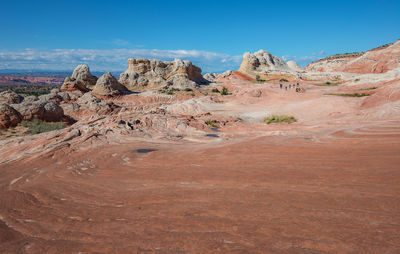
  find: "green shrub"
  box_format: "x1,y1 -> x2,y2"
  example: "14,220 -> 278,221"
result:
221,87 -> 229,95
205,120 -> 219,128
184,88 -> 193,92
354,78 -> 360,82
21,119 -> 66,135
325,93 -> 370,97
315,82 -> 340,86
279,78 -> 289,82
211,88 -> 220,93
264,115 -> 297,124
256,75 -> 265,83
359,87 -> 377,90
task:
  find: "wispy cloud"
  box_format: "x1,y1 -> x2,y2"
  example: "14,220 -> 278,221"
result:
0,48 -> 242,73
282,51 -> 327,67
0,47 -> 327,72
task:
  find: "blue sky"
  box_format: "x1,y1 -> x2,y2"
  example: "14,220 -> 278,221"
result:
0,0 -> 399,73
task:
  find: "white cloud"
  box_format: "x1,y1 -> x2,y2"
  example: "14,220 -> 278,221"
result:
0,48 -> 242,73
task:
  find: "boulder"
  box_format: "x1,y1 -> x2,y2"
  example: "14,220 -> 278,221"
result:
61,64 -> 97,92
76,93 -> 118,114
0,90 -> 24,104
12,100 -> 64,122
119,58 -> 205,91
58,91 -> 71,102
38,93 -> 63,104
0,103 -> 22,129
23,95 -> 38,103
92,72 -> 128,96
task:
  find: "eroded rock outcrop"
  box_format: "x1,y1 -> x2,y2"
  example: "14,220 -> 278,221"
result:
0,90 -> 24,104
61,64 -> 97,92
12,100 -> 64,122
0,103 -> 22,129
306,40 -> 400,74
119,58 -> 205,91
239,50 -> 293,78
92,72 -> 128,96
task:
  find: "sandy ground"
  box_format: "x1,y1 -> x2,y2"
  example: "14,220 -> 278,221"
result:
1,75 -> 400,253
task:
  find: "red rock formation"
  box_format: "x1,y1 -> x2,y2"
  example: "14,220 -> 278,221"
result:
306,40 -> 400,74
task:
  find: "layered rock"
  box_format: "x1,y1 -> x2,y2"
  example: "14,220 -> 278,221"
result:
92,72 -> 128,96
0,103 -> 22,129
119,58 -> 205,91
239,50 -> 293,78
305,53 -> 363,72
306,40 -> 400,74
61,64 -> 97,92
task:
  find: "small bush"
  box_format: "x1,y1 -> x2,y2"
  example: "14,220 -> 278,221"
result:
359,87 -> 377,91
354,78 -> 360,82
264,115 -> 297,124
221,87 -> 229,95
21,119 -> 66,135
256,75 -> 265,83
279,78 -> 289,82
315,82 -> 340,86
205,120 -> 219,128
325,93 -> 370,97
211,88 -> 220,93
184,88 -> 193,92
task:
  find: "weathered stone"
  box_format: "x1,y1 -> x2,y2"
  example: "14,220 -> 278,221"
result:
92,72 -> 128,96
39,93 -> 63,104
0,90 -> 24,104
119,58 -> 206,91
12,100 -> 64,122
61,64 -> 97,92
0,103 -> 22,129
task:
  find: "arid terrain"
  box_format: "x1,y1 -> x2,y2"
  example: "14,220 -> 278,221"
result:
0,41 -> 400,253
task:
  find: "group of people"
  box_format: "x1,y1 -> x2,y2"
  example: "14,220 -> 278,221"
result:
280,83 -> 301,92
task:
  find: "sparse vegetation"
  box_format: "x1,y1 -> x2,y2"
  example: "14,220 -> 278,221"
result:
256,75 -> 266,83
325,93 -> 370,97
205,120 -> 219,128
279,78 -> 289,82
211,87 -> 230,95
354,78 -> 360,82
264,115 -> 297,124
359,86 -> 377,91
221,87 -> 229,95
315,81 -> 340,86
184,88 -> 193,92
159,87 -> 180,95
21,119 -> 66,135
0,85 -> 59,96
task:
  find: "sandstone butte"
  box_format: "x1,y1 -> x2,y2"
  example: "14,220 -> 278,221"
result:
0,40 -> 400,253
